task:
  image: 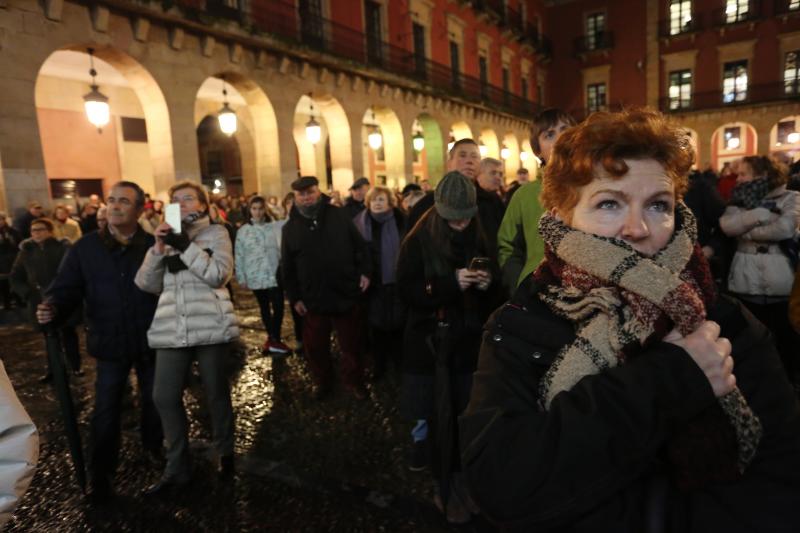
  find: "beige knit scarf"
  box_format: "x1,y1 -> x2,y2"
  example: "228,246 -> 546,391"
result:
535,203 -> 762,474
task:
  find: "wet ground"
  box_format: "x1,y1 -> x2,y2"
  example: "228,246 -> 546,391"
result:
0,287 -> 492,532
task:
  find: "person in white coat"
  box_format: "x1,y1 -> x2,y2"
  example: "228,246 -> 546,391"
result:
0,359 -> 38,527
720,155 -> 800,385
235,196 -> 289,354
135,180 -> 238,496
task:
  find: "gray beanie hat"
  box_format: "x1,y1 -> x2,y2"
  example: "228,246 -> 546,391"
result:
434,171 -> 478,221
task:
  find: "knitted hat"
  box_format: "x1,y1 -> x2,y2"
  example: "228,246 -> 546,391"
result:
434,171 -> 477,221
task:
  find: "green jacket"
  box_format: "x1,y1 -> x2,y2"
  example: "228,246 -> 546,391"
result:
497,177 -> 545,292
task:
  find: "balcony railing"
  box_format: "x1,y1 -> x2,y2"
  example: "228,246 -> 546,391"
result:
503,6 -> 525,35
712,0 -> 762,27
574,31 -> 614,56
659,81 -> 800,113
186,0 -> 539,118
658,16 -> 702,38
474,0 -> 505,20
775,0 -> 800,16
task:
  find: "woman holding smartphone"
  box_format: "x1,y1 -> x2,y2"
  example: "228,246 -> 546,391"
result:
135,180 -> 239,495
396,171 -> 500,524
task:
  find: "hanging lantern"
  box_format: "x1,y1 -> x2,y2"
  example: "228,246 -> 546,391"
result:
479,142 -> 488,157
83,48 -> 110,132
500,145 -> 510,160
217,75 -> 237,136
788,132 -> 800,144
519,151 -> 530,162
367,108 -> 382,150
412,132 -> 425,151
305,95 -> 321,144
305,117 -> 321,144
368,128 -> 383,150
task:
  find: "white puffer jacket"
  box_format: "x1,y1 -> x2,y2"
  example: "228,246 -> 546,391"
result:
0,360 -> 38,528
135,218 -> 239,349
720,185 -> 800,297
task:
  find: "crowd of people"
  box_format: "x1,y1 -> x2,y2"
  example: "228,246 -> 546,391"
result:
0,106 -> 799,530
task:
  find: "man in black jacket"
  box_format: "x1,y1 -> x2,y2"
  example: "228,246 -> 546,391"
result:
37,181 -> 162,504
13,201 -> 44,240
281,176 -> 372,400
475,158 -> 506,261
406,139 -> 481,230
343,177 -> 370,220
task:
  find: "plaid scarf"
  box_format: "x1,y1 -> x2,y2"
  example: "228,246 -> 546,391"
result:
534,203 -> 762,479
729,175 -> 780,209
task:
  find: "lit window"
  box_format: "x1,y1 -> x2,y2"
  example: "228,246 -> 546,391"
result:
791,0 -> 800,11
669,0 -> 692,35
668,70 -> 692,110
722,60 -> 747,103
725,0 -> 750,24
587,83 -> 606,113
585,13 -> 605,51
785,51 -> 800,95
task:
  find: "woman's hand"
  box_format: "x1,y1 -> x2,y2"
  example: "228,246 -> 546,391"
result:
664,321 -> 735,398
473,270 -> 491,291
153,222 -> 172,255
456,268 -> 480,291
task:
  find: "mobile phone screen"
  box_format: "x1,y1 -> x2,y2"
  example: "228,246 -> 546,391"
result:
165,203 -> 181,233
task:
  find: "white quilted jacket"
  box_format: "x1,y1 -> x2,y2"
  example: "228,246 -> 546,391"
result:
135,218 -> 239,348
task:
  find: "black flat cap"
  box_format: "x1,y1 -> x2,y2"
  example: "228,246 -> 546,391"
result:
401,183 -> 422,197
350,177 -> 370,190
291,176 -> 319,191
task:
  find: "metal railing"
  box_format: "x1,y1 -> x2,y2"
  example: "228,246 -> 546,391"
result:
775,0 -> 800,16
574,31 -> 614,56
659,81 -> 800,113
176,0 -> 540,118
711,0 -> 762,27
658,16 -> 702,38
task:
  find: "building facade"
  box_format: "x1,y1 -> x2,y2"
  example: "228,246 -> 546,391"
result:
0,0 -> 548,215
544,0 -> 800,170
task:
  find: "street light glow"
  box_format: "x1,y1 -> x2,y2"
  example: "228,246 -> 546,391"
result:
500,146 -> 510,160
305,117 -> 321,144
412,132 -> 425,151
83,87 -> 110,130
368,129 -> 383,150
218,103 -> 237,136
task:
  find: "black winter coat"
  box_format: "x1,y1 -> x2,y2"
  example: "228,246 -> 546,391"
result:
460,277 -> 800,532
281,196 -> 371,314
343,197 -> 366,220
0,226 -> 22,274
45,226 -> 158,362
396,222 -> 501,376
9,237 -> 81,328
475,185 -> 506,259
359,208 -> 406,331
13,211 -> 37,240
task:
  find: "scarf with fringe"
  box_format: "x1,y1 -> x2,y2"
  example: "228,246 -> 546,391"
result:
533,203 -> 762,481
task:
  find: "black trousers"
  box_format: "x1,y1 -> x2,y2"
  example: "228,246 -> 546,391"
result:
91,357 -> 162,484
252,287 -> 285,340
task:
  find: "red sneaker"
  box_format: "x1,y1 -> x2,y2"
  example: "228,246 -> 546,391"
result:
267,340 -> 291,354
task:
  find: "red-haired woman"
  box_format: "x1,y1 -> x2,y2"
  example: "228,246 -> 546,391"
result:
460,109 -> 800,531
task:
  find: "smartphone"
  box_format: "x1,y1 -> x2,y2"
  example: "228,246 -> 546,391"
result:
165,203 -> 181,233
469,256 -> 491,273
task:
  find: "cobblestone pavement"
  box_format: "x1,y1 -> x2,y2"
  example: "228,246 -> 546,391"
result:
0,288 -> 493,532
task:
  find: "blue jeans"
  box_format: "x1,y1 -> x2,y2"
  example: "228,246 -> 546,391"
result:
412,419 -> 428,442
90,357 -> 162,485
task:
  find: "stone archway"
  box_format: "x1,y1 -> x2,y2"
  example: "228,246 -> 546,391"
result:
479,128 -> 500,158
502,132 -> 521,183
35,46 -> 174,200
361,106 -> 405,188
195,72 -> 281,196
710,122 -> 757,171
769,115 -> 800,163
413,114 -> 445,184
